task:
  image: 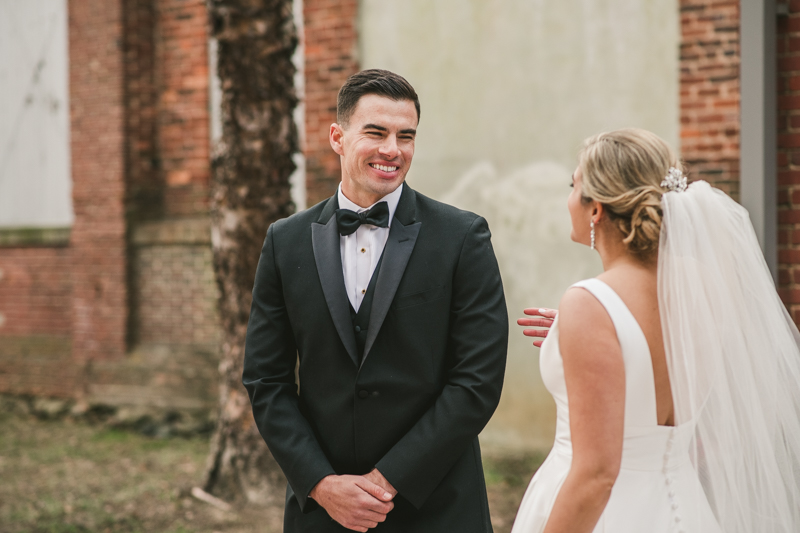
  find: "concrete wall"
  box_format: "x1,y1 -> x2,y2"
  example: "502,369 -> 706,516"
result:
359,0 -> 680,451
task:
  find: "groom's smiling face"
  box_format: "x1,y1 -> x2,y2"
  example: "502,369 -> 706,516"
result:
330,94 -> 418,207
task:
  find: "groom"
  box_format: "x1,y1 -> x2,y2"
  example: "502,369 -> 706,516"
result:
243,69 -> 508,532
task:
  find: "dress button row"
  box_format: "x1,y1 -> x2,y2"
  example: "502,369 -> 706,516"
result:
662,429 -> 683,531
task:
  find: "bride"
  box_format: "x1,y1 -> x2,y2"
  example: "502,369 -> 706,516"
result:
511,128 -> 800,533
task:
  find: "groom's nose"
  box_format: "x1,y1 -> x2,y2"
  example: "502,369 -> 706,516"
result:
377,135 -> 399,159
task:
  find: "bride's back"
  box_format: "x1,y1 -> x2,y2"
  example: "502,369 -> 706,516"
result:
571,128 -> 677,428
598,264 -> 673,427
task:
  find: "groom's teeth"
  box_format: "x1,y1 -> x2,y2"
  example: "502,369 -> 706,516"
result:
372,164 -> 398,172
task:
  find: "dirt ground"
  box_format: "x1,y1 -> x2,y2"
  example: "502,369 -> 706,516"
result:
0,411 -> 543,533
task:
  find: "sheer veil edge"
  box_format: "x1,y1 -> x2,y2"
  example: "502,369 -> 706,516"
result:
658,181 -> 800,532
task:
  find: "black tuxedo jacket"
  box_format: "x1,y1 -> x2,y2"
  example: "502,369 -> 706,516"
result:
243,185 -> 508,532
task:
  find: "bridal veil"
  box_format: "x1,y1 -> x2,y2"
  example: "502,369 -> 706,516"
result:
658,181 -> 800,532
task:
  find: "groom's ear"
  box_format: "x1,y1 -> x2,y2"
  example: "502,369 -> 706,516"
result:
330,123 -> 345,156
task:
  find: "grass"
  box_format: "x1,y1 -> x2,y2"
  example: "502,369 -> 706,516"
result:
482,452 -> 546,531
0,412 -> 244,533
0,411 -> 543,533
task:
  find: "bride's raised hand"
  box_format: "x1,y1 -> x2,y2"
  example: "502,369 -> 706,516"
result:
518,308 -> 557,347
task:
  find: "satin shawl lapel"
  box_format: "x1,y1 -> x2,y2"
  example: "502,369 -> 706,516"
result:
362,186 -> 421,366
311,196 -> 359,367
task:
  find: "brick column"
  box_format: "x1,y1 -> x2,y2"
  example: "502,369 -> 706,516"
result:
123,0 -> 210,221
777,5 -> 800,321
680,1 -> 741,200
303,0 -> 359,206
69,0 -> 128,361
124,0 -> 161,220
155,0 -> 210,217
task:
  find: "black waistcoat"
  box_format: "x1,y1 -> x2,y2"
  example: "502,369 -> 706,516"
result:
349,253 -> 384,362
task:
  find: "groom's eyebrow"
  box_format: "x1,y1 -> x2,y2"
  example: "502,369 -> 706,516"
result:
362,124 -> 417,135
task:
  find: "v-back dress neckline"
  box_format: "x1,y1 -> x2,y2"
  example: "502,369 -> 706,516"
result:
510,278 -> 722,533
572,279 -> 659,428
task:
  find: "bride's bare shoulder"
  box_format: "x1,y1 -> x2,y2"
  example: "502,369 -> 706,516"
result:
557,285 -> 615,341
558,285 -> 623,382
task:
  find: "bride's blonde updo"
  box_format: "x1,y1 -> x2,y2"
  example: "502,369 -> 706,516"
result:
579,128 -> 680,258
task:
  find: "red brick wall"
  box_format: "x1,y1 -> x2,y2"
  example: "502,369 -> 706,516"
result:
134,245 -> 219,345
680,0 -> 741,200
681,1 -> 799,323
0,336 -> 78,399
0,0 -> 131,364
131,220 -> 220,347
0,248 -> 75,398
69,0 -> 129,362
303,0 -> 359,206
0,0 -> 217,402
155,0 -> 210,217
777,4 -> 800,321
0,249 -> 72,337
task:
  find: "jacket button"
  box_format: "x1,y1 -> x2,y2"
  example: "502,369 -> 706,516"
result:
354,325 -> 361,333
358,390 -> 369,399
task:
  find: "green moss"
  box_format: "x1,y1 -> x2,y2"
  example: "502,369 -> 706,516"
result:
0,227 -> 71,247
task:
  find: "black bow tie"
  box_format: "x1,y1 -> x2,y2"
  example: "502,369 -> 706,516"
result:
336,202 -> 390,236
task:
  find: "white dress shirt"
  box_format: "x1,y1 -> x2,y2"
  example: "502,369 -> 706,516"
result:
338,183 -> 403,312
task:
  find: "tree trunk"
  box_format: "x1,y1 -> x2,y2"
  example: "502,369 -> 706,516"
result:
203,0 -> 298,504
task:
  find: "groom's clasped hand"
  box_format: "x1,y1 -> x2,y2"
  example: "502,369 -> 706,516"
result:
308,469 -> 396,532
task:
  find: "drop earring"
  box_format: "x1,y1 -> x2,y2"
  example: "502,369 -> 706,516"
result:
590,220 -> 596,250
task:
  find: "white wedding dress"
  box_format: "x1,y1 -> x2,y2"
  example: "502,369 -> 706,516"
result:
511,278 -> 721,533
512,181 -> 800,532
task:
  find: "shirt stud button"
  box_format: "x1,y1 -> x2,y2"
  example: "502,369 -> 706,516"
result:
361,289 -> 366,294
361,248 -> 366,253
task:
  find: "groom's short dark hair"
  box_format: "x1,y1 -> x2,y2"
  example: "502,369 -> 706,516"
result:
337,69 -> 420,127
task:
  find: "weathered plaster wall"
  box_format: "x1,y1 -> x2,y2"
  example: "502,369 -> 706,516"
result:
359,0 -> 680,450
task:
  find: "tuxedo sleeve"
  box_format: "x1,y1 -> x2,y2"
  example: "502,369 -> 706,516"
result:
374,216 -> 508,508
242,222 -> 335,512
